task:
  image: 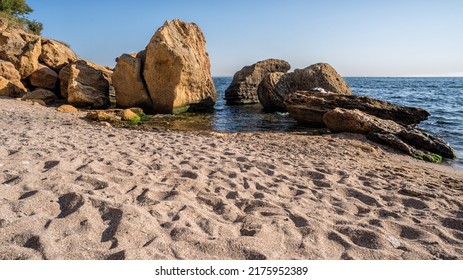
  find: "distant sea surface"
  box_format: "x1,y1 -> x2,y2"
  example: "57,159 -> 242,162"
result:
147,77 -> 463,168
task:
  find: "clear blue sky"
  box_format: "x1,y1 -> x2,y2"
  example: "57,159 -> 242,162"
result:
30,0 -> 463,77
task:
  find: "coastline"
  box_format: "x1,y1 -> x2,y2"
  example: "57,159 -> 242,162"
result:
1,98 -> 463,260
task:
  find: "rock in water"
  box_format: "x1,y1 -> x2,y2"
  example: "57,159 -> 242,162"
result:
285,91 -> 429,126
290,63 -> 352,94
143,19 -> 216,113
257,63 -> 351,111
29,64 -> 58,90
113,53 -> 153,113
225,59 -> 291,105
66,60 -> 111,108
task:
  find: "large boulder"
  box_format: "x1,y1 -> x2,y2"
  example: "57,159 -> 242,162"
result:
0,30 -> 42,78
28,63 -> 58,90
143,19 -> 216,113
225,59 -> 291,105
257,72 -> 292,112
39,39 -> 78,71
257,63 -> 351,111
58,63 -> 71,98
66,60 -> 111,108
284,91 -> 429,126
290,63 -> 351,94
0,59 -> 27,96
113,53 -> 153,113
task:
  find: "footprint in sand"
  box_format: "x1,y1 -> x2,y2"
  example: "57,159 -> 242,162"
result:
57,192 -> 85,218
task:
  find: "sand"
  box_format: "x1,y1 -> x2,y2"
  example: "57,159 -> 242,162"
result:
1,97 -> 462,260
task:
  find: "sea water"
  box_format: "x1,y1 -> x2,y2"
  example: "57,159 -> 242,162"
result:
146,77 -> 463,168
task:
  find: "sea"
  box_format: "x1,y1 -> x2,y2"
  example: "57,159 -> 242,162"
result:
146,77 -> 463,168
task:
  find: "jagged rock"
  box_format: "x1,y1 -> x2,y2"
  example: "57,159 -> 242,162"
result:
285,91 -> 429,126
323,108 -> 403,134
257,63 -> 351,111
0,30 -> 42,78
397,129 -> 456,159
225,59 -> 291,105
29,63 -> 58,90
257,72 -> 292,112
39,39 -> 77,71
57,104 -> 78,113
66,60 -> 111,108
143,19 -> 216,113
0,60 -> 27,96
113,53 -> 153,113
21,88 -> 56,105
58,63 -> 71,98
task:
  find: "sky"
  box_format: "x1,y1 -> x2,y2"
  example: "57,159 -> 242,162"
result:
29,0 -> 463,77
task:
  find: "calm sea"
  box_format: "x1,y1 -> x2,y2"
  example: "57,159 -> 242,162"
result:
146,77 -> 463,168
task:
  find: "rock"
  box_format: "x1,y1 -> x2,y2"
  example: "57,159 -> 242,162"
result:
57,104 -> 78,113
225,59 -> 291,105
113,53 -> 153,113
30,99 -> 47,106
284,91 -> 429,126
121,109 -> 141,123
323,108 -> 403,134
397,129 -> 456,159
0,30 -> 42,78
58,63 -> 71,98
86,111 -> 119,122
257,63 -> 350,111
143,19 -> 216,113
0,76 -> 25,97
257,72 -> 292,111
39,39 -> 78,71
66,60 -> 110,108
367,132 -> 444,163
0,60 -> 27,96
28,63 -> 58,90
21,88 -> 57,105
290,63 -> 352,94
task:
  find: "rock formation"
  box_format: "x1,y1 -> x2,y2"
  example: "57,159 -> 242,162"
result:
142,19 -> 216,113
66,60 -> 110,108
225,59 -> 291,105
321,107 -> 455,163
284,91 -> 429,126
29,63 -> 58,90
257,63 -> 351,111
113,53 -> 153,113
21,88 -> 57,105
0,26 -> 112,108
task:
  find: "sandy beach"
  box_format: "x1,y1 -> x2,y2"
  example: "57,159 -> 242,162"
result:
1,97 -> 462,260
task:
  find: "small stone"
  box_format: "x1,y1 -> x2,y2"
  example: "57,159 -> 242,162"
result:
386,236 -> 401,248
57,104 -> 78,113
121,109 -> 140,122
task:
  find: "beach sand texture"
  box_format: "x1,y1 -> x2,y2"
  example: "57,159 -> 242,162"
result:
1,98 -> 462,260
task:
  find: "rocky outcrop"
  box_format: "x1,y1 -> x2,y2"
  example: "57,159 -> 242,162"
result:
284,91 -> 429,126
21,88 -> 57,105
113,53 -> 153,113
322,108 -> 455,162
323,108 -> 403,134
225,59 -> 291,105
39,39 -> 77,71
143,19 -> 216,113
257,63 -> 351,111
0,30 -> 42,78
29,63 -> 58,90
66,60 -> 110,108
0,60 -> 27,96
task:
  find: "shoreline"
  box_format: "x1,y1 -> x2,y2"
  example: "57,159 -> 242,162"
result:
1,98 -> 463,260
